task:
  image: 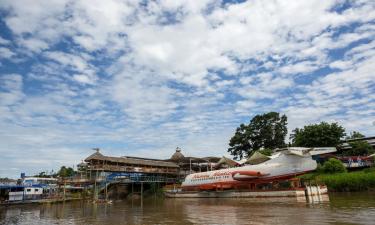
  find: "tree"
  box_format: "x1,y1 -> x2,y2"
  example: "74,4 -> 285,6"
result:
347,131 -> 365,139
291,122 -> 345,147
346,141 -> 374,156
228,112 -> 287,159
58,166 -> 75,178
343,131 -> 374,156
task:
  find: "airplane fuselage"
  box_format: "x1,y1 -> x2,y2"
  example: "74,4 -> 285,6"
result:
181,153 -> 317,191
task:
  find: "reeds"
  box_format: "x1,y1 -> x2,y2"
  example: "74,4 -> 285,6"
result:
317,170 -> 375,192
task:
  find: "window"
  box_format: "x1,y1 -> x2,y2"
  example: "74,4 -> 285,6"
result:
27,189 -> 31,192
35,189 -> 39,192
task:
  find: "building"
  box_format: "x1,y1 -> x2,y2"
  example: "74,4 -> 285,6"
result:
84,149 -> 180,181
168,147 -> 225,179
340,136 -> 375,150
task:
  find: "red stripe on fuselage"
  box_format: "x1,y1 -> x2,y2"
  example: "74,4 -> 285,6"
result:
182,171 -> 311,191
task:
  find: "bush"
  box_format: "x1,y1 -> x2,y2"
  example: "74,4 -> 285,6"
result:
322,158 -> 347,174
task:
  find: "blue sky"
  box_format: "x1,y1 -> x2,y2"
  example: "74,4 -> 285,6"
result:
0,0 -> 374,178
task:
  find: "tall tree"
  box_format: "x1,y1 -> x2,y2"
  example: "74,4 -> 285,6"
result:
291,122 -> 345,147
347,131 -> 365,139
228,112 -> 287,159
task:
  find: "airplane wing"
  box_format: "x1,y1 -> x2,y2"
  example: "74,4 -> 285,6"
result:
285,147 -> 336,156
231,170 -> 268,181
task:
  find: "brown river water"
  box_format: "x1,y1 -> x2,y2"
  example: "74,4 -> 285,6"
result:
1,193 -> 375,225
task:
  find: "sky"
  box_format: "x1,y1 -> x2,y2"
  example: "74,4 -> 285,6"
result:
0,0 -> 374,178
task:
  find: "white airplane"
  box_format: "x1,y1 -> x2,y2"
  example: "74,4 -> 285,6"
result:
181,147 -> 336,191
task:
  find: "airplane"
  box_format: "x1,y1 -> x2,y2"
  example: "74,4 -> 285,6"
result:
181,147 -> 336,191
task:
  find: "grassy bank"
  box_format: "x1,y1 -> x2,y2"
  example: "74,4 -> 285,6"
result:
300,169 -> 375,192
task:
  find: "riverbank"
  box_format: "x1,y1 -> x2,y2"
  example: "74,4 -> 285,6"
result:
300,168 -> 375,192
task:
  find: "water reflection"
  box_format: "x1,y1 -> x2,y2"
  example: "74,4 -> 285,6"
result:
0,193 -> 375,225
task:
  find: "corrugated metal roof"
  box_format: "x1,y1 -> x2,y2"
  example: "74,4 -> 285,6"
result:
84,151 -> 179,168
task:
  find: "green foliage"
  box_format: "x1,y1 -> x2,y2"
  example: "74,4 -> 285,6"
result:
228,124 -> 251,160
58,166 -> 75,177
363,167 -> 375,173
300,169 -> 375,192
317,171 -> 375,192
291,122 -> 345,147
344,141 -> 374,156
321,158 -> 347,174
228,112 -> 287,159
347,131 -> 365,139
258,148 -> 273,156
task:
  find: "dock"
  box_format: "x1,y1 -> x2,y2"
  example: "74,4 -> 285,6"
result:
165,185 -> 329,203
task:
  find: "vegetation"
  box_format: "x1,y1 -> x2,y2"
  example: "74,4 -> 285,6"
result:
342,131 -> 374,156
34,166 -> 76,178
300,170 -> 375,192
345,141 -> 374,156
320,158 -> 347,174
290,122 -> 345,147
228,112 -> 287,159
347,131 -> 365,139
318,170 -> 375,192
58,166 -> 75,177
257,148 -> 273,156
300,159 -> 375,192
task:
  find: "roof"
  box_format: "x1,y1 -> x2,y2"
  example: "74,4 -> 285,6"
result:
84,151 -> 179,168
245,151 -> 270,165
170,147 -> 185,161
202,156 -> 221,162
340,136 -> 375,149
216,156 -> 238,167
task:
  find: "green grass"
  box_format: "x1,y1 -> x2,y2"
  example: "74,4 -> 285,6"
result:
300,168 -> 375,192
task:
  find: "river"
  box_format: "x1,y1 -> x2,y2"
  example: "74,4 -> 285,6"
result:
1,193 -> 375,225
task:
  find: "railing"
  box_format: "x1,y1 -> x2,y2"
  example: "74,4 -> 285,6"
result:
88,165 -> 179,174
105,172 -> 177,183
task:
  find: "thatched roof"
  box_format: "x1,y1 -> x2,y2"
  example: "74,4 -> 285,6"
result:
216,156 -> 238,167
245,151 -> 270,165
84,151 -> 179,168
202,156 -> 221,163
170,147 -> 185,161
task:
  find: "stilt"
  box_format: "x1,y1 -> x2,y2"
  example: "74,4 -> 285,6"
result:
141,182 -> 143,208
105,180 -> 108,201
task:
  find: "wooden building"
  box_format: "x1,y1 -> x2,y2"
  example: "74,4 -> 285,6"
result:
84,149 -> 179,176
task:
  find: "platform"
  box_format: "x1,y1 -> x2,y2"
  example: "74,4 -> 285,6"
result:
165,186 -> 328,202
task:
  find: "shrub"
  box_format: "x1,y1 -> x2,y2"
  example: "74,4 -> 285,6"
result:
322,158 -> 347,174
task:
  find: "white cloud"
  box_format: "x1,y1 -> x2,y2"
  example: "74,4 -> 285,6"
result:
0,0 -> 375,177
0,47 -> 15,59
